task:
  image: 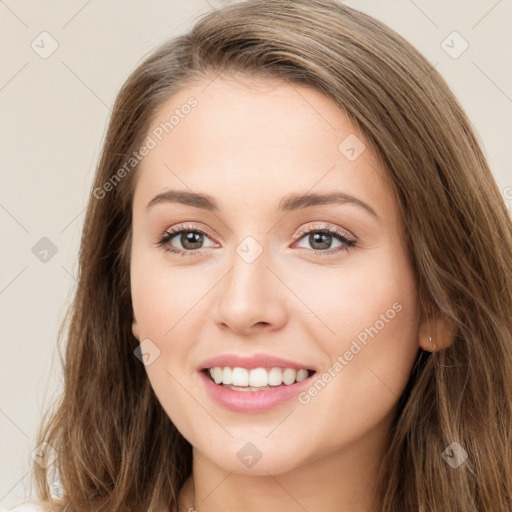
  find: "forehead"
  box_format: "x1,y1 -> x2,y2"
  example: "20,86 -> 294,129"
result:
133,76 -> 393,220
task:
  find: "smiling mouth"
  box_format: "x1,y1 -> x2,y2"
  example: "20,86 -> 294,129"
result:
201,368 -> 316,391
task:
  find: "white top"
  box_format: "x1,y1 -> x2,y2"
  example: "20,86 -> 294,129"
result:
1,504 -> 45,512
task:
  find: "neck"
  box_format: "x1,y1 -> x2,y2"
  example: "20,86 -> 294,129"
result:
176,420 -> 390,512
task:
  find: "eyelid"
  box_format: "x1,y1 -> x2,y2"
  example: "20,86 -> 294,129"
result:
168,222 -> 218,240
159,221 -> 357,256
165,221 -> 355,244
294,222 -> 355,242
168,223 -> 220,249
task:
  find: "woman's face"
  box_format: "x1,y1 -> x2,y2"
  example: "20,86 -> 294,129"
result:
130,75 -> 422,475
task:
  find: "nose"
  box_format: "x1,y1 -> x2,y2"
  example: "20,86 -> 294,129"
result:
213,244 -> 288,335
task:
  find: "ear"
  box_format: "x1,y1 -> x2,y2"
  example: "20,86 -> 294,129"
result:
132,307 -> 140,341
418,313 -> 457,352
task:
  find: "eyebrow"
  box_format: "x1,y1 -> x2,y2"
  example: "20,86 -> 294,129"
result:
146,189 -> 379,219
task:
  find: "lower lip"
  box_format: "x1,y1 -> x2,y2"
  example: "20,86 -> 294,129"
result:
198,370 -> 315,413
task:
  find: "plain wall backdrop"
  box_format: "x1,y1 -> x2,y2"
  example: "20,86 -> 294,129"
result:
1,0 -> 511,507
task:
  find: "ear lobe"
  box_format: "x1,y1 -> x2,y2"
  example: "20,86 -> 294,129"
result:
132,322 -> 140,341
418,314 -> 457,352
132,309 -> 140,341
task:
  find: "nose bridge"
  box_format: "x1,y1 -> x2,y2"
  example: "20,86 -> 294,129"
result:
225,234 -> 271,303
215,233 -> 286,332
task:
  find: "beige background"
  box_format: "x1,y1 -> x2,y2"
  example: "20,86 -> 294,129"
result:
1,0 -> 511,507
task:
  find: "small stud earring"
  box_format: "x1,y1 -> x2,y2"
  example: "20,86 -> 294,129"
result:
427,315 -> 436,352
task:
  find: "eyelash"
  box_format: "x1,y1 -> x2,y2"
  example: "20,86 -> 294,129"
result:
156,223 -> 356,258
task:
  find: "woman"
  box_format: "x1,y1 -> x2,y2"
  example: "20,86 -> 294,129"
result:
8,0 -> 512,510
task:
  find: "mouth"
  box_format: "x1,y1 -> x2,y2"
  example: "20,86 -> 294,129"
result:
198,366 -> 317,413
201,367 -> 317,391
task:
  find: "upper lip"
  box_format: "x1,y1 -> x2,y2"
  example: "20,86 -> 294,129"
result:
198,353 -> 317,372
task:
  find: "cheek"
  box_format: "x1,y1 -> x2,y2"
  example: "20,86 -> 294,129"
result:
294,249 -> 419,439
130,246 -> 206,430
288,242 -> 417,343
305,296 -> 419,447
128,232 -> 421,467
130,239 -> 205,336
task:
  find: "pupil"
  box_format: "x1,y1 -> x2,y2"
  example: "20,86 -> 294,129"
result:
182,232 -> 203,250
310,233 -> 331,250
178,231 -> 333,251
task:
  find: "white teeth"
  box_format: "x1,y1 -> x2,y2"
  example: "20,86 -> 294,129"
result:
296,369 -> 309,382
249,368 -> 268,387
268,367 -> 283,386
222,367 -> 233,385
211,367 -> 223,384
282,368 -> 297,385
232,367 -> 249,386
208,367 -> 311,387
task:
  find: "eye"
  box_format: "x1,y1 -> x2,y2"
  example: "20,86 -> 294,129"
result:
293,224 -> 356,256
156,224 -> 216,257
157,223 -> 356,257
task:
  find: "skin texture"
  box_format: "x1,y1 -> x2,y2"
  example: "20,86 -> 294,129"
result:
130,76 -> 454,512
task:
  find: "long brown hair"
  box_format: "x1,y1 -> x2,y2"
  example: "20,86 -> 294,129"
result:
26,0 -> 512,510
